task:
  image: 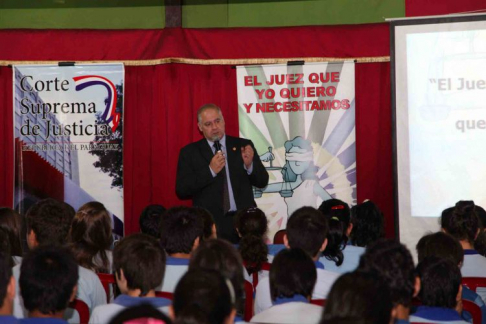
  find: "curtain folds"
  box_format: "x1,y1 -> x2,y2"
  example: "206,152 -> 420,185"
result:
0,26 -> 395,237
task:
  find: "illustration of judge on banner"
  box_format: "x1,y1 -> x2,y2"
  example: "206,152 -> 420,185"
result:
237,62 -> 356,239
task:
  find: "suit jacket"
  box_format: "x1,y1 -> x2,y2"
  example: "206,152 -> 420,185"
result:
176,135 -> 269,241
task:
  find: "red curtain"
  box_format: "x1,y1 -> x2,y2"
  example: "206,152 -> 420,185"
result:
0,27 -> 394,237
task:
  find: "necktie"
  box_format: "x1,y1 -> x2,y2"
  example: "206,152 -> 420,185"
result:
214,141 -> 230,213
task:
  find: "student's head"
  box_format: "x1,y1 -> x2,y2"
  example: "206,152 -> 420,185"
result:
25,198 -> 74,248
321,271 -> 393,324
416,256 -> 462,309
270,248 -> 316,301
0,208 -> 23,257
171,269 -> 235,324
318,199 -> 351,266
113,234 -> 166,297
349,200 -> 384,247
0,251 -> 14,316
441,200 -> 480,244
109,304 -> 173,324
416,232 -> 463,266
160,207 -> 204,255
189,239 -> 244,312
69,201 -> 113,273
194,207 -> 217,240
139,204 -> 166,238
19,245 -> 78,317
234,207 -> 268,273
357,239 -> 416,309
285,207 -> 328,258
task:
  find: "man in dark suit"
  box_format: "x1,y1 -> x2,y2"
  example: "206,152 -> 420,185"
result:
176,104 -> 269,242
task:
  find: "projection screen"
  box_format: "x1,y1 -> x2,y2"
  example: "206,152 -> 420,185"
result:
391,14 -> 486,256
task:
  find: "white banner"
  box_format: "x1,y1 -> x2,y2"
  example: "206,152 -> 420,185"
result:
237,62 -> 356,241
13,64 -> 125,237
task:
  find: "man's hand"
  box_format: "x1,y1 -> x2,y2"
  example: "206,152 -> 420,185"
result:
241,144 -> 254,168
210,151 -> 226,174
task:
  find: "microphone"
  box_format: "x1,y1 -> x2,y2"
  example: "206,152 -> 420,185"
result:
214,140 -> 222,152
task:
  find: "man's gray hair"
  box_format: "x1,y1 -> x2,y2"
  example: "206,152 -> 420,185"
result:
197,104 -> 223,123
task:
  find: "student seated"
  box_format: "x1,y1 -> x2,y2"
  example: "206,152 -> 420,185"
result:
441,201 -> 486,301
189,239 -> 245,322
357,239 -> 417,324
69,202 -> 113,273
318,199 -> 364,273
410,256 -> 468,324
139,204 -> 166,239
19,245 -> 78,323
169,269 -> 236,324
254,207 -> 340,314
349,200 -> 385,247
13,199 -> 106,322
320,271 -> 393,324
416,231 -> 486,324
89,234 -> 170,324
158,206 -> 204,293
234,207 -> 268,283
0,251 -> 17,324
251,248 -> 322,324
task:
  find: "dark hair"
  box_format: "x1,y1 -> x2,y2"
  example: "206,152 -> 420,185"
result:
270,248 -> 316,301
160,207 -> 204,255
25,198 -> 74,246
189,239 -> 244,313
0,250 -> 12,308
286,207 -> 328,258
349,200 -> 384,247
194,207 -> 215,240
441,201 -> 480,244
321,271 -> 392,324
318,199 -> 350,266
234,207 -> 268,273
139,204 -> 166,238
69,202 -> 112,273
416,256 -> 461,309
109,303 -> 172,324
172,269 -> 234,324
475,205 -> 486,228
0,228 -> 12,268
416,232 -> 463,265
113,234 -> 166,297
0,208 -> 23,258
475,231 -> 486,257
357,238 -> 415,308
19,245 -> 78,315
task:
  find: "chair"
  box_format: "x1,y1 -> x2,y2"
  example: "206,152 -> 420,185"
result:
273,230 -> 287,244
244,280 -> 254,322
310,299 -> 326,307
243,261 -> 272,288
463,299 -> 482,324
97,273 -> 116,302
462,277 -> 486,293
69,299 -> 90,324
155,291 -> 174,300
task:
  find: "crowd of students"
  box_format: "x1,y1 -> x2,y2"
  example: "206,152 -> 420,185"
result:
0,197 -> 485,323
